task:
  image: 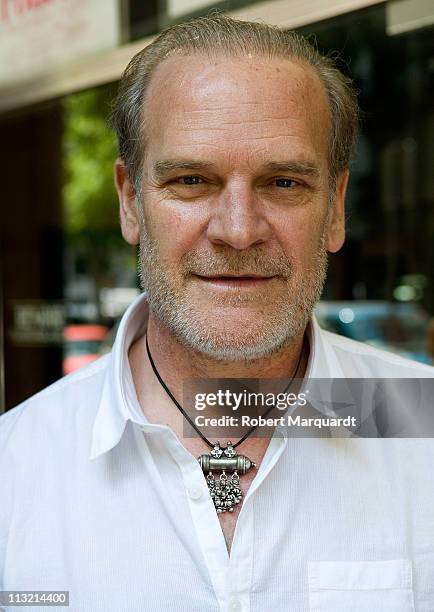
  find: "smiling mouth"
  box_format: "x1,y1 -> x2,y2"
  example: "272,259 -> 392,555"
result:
192,274 -> 277,288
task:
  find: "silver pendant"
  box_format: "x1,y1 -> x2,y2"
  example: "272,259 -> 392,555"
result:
198,442 -> 256,514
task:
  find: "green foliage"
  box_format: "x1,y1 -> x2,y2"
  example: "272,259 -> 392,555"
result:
63,85 -> 122,245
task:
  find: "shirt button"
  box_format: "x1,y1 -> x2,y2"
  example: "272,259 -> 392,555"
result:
188,486 -> 203,501
228,597 -> 243,612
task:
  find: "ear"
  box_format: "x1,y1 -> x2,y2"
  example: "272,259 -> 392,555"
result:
326,169 -> 349,253
114,158 -> 140,245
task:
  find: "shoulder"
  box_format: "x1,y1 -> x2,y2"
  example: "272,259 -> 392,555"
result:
0,353 -> 111,454
0,354 -> 112,573
320,328 -> 434,378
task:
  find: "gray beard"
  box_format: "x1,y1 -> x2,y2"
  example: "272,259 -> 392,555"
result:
138,224 -> 328,362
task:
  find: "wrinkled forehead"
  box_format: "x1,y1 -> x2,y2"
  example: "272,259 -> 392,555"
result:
142,53 -> 331,166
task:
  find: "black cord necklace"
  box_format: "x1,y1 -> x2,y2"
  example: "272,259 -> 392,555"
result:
145,334 -> 305,514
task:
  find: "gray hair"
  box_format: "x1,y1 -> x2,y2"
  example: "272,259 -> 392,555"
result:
110,13 -> 359,196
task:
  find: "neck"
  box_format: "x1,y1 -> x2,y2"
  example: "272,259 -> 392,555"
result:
135,311 -> 309,402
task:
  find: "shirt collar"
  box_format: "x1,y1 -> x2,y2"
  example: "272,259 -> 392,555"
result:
90,293 -> 151,460
307,314 -> 345,378
90,293 -> 344,459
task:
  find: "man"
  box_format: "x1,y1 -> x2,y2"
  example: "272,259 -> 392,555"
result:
1,14 -> 433,612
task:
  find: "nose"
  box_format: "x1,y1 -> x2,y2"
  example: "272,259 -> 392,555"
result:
206,180 -> 272,250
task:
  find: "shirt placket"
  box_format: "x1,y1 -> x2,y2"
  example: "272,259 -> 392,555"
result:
225,432 -> 287,612
156,428 -> 229,607
154,426 -> 288,612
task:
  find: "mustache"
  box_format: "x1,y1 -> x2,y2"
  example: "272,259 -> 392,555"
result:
181,250 -> 292,277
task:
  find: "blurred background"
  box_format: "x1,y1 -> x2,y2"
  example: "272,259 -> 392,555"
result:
0,0 -> 433,411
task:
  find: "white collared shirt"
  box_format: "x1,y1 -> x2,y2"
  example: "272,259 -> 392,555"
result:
1,293 -> 434,612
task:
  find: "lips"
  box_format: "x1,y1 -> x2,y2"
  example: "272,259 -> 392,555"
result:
192,273 -> 276,288
195,273 -> 275,280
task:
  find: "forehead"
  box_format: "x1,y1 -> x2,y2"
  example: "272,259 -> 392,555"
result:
143,53 -> 331,169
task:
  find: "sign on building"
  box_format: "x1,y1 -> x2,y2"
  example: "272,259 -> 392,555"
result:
0,0 -> 120,86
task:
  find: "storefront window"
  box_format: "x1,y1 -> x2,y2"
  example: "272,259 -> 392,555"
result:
299,5 -> 433,362
62,86 -> 139,376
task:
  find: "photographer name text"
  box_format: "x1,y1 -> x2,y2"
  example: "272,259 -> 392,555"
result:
195,414 -> 358,429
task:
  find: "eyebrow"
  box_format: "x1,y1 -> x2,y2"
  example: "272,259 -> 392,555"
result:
262,161 -> 320,178
152,158 -> 320,181
152,160 -> 215,181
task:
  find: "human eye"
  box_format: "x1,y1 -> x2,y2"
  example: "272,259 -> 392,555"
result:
165,174 -> 213,200
273,177 -> 299,188
257,175 -> 310,204
175,175 -> 204,185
